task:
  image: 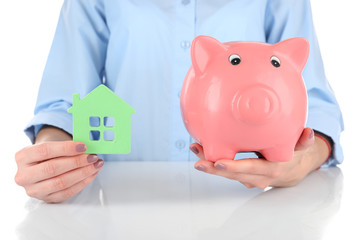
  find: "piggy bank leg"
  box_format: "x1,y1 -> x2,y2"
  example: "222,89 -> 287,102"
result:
202,143 -> 237,162
260,146 -> 295,162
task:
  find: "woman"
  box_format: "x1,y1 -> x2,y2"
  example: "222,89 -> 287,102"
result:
14,0 -> 343,202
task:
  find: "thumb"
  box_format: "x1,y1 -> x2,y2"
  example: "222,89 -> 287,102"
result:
189,143 -> 206,160
295,127 -> 315,151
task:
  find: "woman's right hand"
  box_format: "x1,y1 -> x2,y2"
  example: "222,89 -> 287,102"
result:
14,127 -> 104,203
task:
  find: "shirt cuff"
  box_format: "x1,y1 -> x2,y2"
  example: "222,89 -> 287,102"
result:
306,110 -> 344,168
24,110 -> 73,144
314,131 -> 332,170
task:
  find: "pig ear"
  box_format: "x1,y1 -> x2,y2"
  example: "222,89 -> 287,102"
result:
273,37 -> 310,72
191,36 -> 227,74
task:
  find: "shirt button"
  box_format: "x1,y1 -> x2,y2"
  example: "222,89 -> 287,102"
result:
175,139 -> 186,149
178,90 -> 181,98
181,0 -> 190,6
180,40 -> 190,50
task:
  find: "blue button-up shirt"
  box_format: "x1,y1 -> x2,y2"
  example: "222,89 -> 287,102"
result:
25,0 -> 344,166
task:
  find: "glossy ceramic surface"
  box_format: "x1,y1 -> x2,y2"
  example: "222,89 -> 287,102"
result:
180,36 -> 309,162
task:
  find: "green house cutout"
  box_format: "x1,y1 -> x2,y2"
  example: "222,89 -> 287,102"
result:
68,85 -> 135,154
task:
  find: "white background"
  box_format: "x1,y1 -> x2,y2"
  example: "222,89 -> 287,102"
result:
0,0 -> 359,239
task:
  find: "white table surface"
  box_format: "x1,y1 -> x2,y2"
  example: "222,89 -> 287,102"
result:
3,160 -> 359,240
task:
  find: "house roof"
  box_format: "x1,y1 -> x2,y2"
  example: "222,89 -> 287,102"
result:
68,85 -> 135,114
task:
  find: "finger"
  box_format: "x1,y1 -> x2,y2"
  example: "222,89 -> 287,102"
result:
190,143 -> 206,160
242,182 -> 256,189
194,159 -> 214,172
15,141 -> 87,165
214,159 -> 277,177
195,159 -> 242,180
294,127 -> 315,151
26,160 -> 104,199
18,154 -> 99,184
194,160 -> 271,189
235,175 -> 271,189
44,172 -> 99,203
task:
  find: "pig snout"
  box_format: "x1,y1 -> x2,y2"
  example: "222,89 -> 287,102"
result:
232,86 -> 280,124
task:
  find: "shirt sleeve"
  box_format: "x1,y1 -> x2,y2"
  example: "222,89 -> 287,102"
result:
264,0 -> 344,166
25,0 -> 109,143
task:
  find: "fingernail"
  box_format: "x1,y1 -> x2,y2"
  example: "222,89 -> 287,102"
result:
76,144 -> 87,153
94,160 -> 104,169
195,165 -> 206,172
215,163 -> 226,170
87,154 -> 98,163
190,146 -> 199,155
309,129 -> 314,139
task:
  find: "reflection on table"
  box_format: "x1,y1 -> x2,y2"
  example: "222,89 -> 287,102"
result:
16,161 -> 343,240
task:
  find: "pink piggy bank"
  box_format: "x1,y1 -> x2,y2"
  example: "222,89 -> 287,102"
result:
180,36 -> 309,162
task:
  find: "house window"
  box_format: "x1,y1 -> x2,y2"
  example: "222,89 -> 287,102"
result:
104,117 -> 115,127
89,117 -> 100,127
89,116 -> 115,142
104,130 -> 115,141
90,130 -> 101,141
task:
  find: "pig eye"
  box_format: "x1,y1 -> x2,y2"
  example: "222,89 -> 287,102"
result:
270,56 -> 281,68
229,54 -> 241,65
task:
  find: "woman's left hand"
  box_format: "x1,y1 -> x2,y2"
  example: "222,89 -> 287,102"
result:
191,127 -> 329,189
